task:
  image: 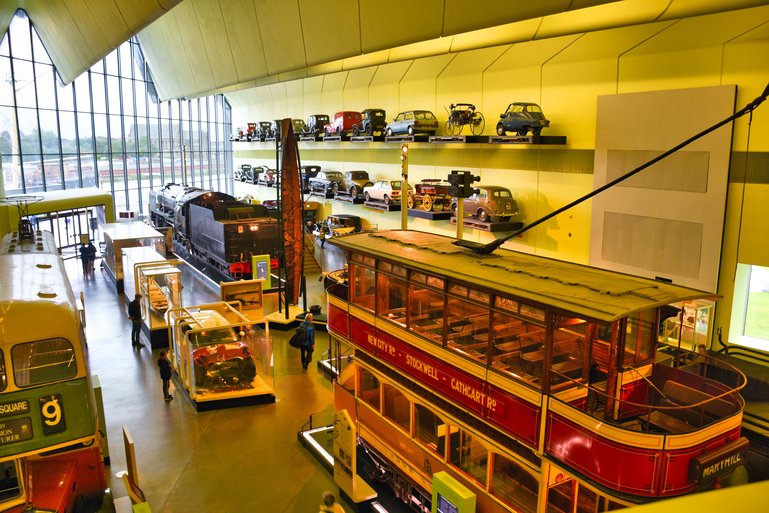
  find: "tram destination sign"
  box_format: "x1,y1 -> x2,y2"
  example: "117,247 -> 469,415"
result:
690,437 -> 749,484
0,418 -> 33,445
0,400 -> 30,418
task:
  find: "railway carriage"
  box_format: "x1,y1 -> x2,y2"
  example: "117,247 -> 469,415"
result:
0,231 -> 106,513
326,230 -> 747,513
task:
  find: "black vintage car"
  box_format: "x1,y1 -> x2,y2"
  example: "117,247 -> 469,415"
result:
352,108 -> 387,136
300,165 -> 321,192
255,121 -> 272,141
302,114 -> 330,136
234,164 -> 253,182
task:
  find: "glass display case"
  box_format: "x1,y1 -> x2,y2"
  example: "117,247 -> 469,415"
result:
167,302 -> 275,408
101,221 -> 164,293
220,279 -> 264,322
661,299 -> 714,350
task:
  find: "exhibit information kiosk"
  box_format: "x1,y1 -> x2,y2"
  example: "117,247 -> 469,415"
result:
122,245 -> 182,349
167,301 -> 275,410
101,221 -> 164,293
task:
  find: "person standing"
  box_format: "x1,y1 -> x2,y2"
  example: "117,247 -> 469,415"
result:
318,490 -> 345,513
319,223 -> 329,249
300,313 -> 315,369
86,241 -> 97,274
79,243 -> 89,273
128,294 -> 144,348
157,351 -> 173,401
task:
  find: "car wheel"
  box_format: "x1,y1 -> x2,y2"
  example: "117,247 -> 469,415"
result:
532,128 -> 542,136
364,192 -> 371,202
407,125 -> 415,136
496,124 -> 506,136
352,125 -> 360,137
422,194 -> 433,212
499,216 -> 511,222
386,128 -> 393,137
337,126 -> 343,135
407,195 -> 415,209
350,185 -> 358,197
478,209 -> 489,222
332,182 -> 339,195
366,124 -> 373,136
383,195 -> 390,205
451,203 -> 458,217
517,129 -> 527,136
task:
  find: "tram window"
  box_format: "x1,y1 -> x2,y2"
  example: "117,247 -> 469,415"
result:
350,264 -> 376,312
408,283 -> 445,344
490,453 -> 538,513
547,479 -> 575,513
414,403 -> 446,458
358,367 -> 381,410
0,461 -> 21,502
445,297 -> 489,364
12,338 -> 77,387
576,485 -> 599,513
490,311 -> 543,388
549,325 -> 587,386
0,351 -> 7,391
377,273 -> 407,326
448,429 -> 487,487
623,309 -> 655,365
383,384 -> 410,432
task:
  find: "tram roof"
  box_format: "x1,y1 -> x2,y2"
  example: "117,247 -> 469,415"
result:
330,230 -> 718,322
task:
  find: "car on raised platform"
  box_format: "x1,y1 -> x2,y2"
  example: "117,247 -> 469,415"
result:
302,114 -> 330,136
385,110 -> 439,136
352,108 -> 387,136
451,185 -> 519,222
325,111 -> 362,136
308,171 -> 344,195
363,179 -> 409,204
336,170 -> 373,197
496,102 -> 549,136
234,164 -> 253,182
255,166 -> 278,186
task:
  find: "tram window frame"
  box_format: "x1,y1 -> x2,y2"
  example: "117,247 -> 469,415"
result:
12,338 -> 78,387
376,271 -> 408,327
414,403 -> 446,458
349,263 -> 376,312
445,284 -> 491,364
490,452 -> 538,513
622,309 -> 655,365
448,427 -> 488,487
489,307 -> 545,389
382,383 -> 410,433
407,273 -> 446,344
358,367 -> 381,410
0,351 -> 7,392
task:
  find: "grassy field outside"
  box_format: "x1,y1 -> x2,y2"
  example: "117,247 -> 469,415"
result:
744,290 -> 769,340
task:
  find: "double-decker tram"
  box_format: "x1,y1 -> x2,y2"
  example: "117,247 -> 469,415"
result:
326,230 -> 748,513
0,230 -> 106,512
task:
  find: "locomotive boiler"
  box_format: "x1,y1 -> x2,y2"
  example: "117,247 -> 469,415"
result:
149,183 -> 280,280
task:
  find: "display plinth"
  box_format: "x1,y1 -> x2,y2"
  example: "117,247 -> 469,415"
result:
333,194 -> 364,204
363,201 -> 401,212
384,134 -> 429,143
489,134 -> 567,145
323,135 -> 344,142
451,216 -> 524,232
310,190 -> 335,199
428,135 -> 490,144
299,135 -> 321,142
349,135 -> 374,142
407,209 -> 452,220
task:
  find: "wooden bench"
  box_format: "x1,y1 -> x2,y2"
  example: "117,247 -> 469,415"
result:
645,380 -> 736,433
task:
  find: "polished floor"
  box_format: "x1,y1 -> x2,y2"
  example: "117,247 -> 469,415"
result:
70,240 -> 349,513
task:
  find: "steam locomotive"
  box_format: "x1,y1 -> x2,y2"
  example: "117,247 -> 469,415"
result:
149,183 -> 280,280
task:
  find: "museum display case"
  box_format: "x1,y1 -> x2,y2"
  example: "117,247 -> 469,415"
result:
167,302 -> 275,409
661,299 -> 714,350
101,221 -> 165,293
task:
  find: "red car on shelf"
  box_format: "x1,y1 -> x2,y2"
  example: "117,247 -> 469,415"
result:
325,111 -> 362,136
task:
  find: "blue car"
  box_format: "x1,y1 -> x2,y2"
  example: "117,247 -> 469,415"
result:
495,102 -> 550,136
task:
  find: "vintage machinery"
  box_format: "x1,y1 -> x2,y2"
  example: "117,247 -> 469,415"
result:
149,183 -> 280,280
444,103 -> 486,135
407,179 -> 453,211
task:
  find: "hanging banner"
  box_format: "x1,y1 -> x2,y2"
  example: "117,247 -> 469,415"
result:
280,119 -> 303,305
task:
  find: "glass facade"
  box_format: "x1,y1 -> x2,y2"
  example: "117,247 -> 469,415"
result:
0,11 -> 232,214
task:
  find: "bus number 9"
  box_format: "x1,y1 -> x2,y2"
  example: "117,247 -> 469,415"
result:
39,394 -> 67,435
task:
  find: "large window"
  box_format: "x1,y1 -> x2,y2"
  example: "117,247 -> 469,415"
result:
730,263 -> 769,350
0,11 -> 232,214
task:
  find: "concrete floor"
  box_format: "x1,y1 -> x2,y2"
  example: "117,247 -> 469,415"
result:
71,239 -> 349,513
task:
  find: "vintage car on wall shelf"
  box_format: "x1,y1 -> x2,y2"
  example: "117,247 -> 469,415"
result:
335,170 -> 373,197
352,108 -> 387,136
300,165 -> 322,192
444,103 -> 485,135
495,102 -> 550,136
316,214 -> 362,237
325,111 -> 363,136
451,185 -> 519,222
255,121 -> 272,141
255,166 -> 278,186
234,164 -> 253,182
309,171 -> 344,195
385,110 -> 439,136
291,118 -> 306,136
407,179 -> 453,211
363,179 -> 410,204
302,114 -> 330,136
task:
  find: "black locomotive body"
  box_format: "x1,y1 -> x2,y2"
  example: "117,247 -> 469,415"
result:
149,183 -> 280,279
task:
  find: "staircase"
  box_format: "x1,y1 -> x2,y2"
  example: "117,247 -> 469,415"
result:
304,234 -> 322,275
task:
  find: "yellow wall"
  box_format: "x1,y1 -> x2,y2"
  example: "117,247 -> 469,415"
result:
228,5 -> 769,348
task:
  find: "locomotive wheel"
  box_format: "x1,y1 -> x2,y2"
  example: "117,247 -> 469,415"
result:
471,113 -> 485,135
407,195 -> 415,209
422,194 -> 434,212
496,124 -> 506,136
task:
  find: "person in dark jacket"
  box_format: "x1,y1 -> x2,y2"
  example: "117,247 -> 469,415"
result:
157,350 -> 173,401
79,243 -> 89,273
300,313 -> 315,369
128,294 -> 144,348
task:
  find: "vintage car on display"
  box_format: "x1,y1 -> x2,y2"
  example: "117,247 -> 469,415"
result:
451,185 -> 519,222
351,108 -> 387,136
316,214 -> 362,238
255,165 -> 278,186
444,103 -> 485,135
335,170 -> 373,197
385,110 -> 439,136
234,164 -> 253,182
291,118 -> 307,136
496,102 -> 550,136
325,111 -> 363,136
300,165 -> 321,192
255,121 -> 272,141
363,179 -> 410,204
308,170 -> 344,195
302,114 -> 330,136
192,340 -> 257,388
407,179 -> 453,211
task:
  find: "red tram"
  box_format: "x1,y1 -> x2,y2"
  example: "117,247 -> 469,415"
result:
326,230 -> 748,513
